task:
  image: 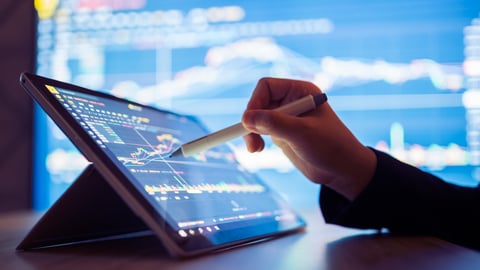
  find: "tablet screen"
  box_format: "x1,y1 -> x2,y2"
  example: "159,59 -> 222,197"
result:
25,74 -> 305,256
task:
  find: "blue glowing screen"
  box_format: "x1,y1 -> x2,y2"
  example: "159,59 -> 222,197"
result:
34,0 -> 480,209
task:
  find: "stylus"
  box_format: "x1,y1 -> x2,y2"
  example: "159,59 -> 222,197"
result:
169,93 -> 328,158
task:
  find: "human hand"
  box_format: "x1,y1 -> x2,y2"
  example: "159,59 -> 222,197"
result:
241,77 -> 376,201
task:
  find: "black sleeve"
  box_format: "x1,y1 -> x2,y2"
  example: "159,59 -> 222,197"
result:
320,148 -> 480,249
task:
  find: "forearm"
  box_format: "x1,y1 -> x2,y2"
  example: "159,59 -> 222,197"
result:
320,149 -> 480,249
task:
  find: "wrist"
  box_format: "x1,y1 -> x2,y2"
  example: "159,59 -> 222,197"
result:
327,146 -> 377,201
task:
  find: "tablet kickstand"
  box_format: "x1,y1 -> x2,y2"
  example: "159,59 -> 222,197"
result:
17,164 -> 150,250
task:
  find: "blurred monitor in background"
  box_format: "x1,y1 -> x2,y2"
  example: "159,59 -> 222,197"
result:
33,0 -> 480,210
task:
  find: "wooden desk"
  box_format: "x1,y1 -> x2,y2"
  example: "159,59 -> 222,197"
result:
1,209 -> 480,270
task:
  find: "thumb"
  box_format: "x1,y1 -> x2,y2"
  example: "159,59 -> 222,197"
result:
242,110 -> 299,137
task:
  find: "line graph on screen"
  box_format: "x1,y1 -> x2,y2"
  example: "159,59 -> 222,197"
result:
116,130 -> 237,166
117,133 -> 181,166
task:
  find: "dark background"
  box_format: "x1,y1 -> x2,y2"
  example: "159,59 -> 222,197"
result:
0,0 -> 35,212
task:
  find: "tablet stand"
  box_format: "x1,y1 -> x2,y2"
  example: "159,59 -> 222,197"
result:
17,164 -> 150,250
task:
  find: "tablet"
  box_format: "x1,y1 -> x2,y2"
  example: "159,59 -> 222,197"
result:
18,72 -> 306,257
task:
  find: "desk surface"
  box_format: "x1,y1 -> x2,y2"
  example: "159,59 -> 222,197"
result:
1,209 -> 480,270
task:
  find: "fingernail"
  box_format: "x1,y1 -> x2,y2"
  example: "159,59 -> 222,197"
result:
243,111 -> 258,132
244,111 -> 268,134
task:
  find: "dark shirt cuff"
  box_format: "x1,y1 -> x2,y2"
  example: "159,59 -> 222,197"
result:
319,148 -> 480,249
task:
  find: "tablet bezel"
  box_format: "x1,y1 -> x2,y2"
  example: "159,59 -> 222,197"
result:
20,72 -> 306,257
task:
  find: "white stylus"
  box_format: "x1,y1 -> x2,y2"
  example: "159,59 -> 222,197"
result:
169,93 -> 328,158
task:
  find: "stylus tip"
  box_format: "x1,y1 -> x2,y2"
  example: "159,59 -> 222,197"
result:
168,148 -> 182,158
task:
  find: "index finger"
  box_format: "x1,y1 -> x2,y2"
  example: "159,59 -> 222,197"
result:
246,77 -> 323,111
